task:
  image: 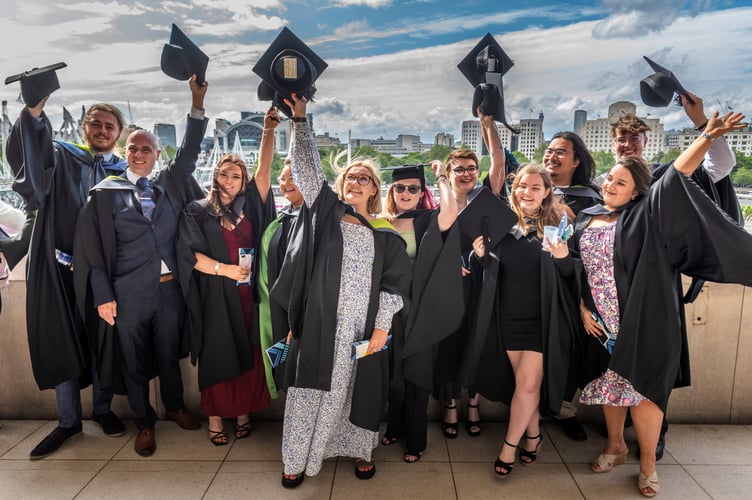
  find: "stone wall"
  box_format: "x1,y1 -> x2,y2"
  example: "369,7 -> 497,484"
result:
1,267 -> 750,424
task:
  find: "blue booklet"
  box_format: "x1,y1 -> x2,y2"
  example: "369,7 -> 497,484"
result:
351,335 -> 392,360
265,339 -> 290,368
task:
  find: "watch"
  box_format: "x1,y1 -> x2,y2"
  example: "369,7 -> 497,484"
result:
214,261 -> 221,275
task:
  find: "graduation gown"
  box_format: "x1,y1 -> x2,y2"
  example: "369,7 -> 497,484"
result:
257,203 -> 299,397
175,179 -> 275,391
396,209 -> 464,393
460,227 -> 579,416
270,182 -> 411,432
571,166 -> 752,411
7,108 -> 127,390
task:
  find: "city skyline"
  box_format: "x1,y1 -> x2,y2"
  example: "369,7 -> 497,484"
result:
1,1 -> 750,144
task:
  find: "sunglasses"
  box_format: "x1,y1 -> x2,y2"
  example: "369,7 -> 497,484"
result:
452,166 -> 478,175
345,174 -> 372,186
393,183 -> 421,194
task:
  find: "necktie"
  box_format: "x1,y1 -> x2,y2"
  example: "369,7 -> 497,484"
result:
136,177 -> 156,222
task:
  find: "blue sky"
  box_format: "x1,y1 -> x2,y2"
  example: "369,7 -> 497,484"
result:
1,0 -> 751,148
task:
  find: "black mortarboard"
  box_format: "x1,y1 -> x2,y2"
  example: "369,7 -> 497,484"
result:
457,33 -> 518,133
640,56 -> 694,107
4,62 -> 67,107
382,164 -> 429,188
457,186 -> 516,251
160,24 -> 209,85
252,27 -> 328,117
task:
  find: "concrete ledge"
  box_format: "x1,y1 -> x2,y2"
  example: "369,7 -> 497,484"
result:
1,276 -> 750,423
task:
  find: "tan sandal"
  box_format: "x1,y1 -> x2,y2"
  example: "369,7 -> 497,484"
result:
591,449 -> 628,473
638,471 -> 659,497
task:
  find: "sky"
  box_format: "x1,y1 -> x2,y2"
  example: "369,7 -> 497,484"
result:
1,0 -> 751,147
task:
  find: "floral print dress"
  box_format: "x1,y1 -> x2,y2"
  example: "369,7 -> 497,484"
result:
578,222 -> 646,406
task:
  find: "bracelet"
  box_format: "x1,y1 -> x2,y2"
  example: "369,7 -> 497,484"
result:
263,128 -> 275,132
214,261 -> 221,275
436,175 -> 449,185
700,131 -> 715,142
291,116 -> 307,123
695,120 -> 708,131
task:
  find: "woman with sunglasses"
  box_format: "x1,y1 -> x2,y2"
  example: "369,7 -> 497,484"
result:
272,93 -> 410,488
379,164 -> 462,463
176,107 -> 278,446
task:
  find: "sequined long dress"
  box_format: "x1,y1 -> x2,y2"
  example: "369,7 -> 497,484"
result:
281,121 -> 403,476
578,222 -> 646,406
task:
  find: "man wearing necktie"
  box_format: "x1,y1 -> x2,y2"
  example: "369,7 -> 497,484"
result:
74,76 -> 207,456
7,93 -> 129,459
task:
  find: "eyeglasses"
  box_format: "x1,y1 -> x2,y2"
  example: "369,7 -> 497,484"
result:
345,174 -> 372,186
544,148 -> 572,158
451,166 -> 478,175
278,176 -> 293,184
614,134 -> 644,145
393,184 -> 421,194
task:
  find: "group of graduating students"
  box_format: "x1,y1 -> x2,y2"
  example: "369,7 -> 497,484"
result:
4,58 -> 752,499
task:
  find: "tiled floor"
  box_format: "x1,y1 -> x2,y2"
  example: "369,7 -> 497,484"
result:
1,419 -> 752,499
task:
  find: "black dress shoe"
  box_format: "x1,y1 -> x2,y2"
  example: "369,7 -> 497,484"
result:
554,416 -> 587,441
93,411 -> 126,437
29,423 -> 83,459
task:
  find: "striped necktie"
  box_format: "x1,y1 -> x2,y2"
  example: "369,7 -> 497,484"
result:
136,177 -> 156,222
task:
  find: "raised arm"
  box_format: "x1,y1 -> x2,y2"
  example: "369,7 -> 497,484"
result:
681,92 -> 736,182
478,106 -> 506,196
285,94 -> 325,206
674,111 -> 745,177
170,75 -> 209,179
432,160 -> 458,231
254,106 -> 280,204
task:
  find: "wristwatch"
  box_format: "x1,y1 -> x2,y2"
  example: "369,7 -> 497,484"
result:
214,261 -> 221,275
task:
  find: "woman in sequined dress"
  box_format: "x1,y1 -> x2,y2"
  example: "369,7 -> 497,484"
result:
271,94 -> 410,488
568,112 -> 750,497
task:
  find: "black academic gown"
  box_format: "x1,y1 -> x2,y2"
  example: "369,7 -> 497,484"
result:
460,227 -> 579,416
175,181 -> 275,390
555,184 -> 602,216
73,116 -> 206,392
7,108 -> 127,390
270,182 -> 411,432
571,166 -> 752,411
396,209 -> 464,393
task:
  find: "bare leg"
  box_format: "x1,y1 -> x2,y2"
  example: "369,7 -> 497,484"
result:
591,406 -> 629,472
631,400 -> 663,496
498,350 -> 543,467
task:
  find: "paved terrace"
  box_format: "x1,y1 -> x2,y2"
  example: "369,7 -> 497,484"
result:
1,419 -> 752,499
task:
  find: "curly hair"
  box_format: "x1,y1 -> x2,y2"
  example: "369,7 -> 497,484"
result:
82,103 -> 126,133
206,153 -> 251,212
332,150 -> 383,216
610,113 -> 651,138
507,162 -> 563,237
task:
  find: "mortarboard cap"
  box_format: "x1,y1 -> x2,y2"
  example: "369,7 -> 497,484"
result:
640,56 -> 694,107
457,33 -> 517,133
457,186 -> 516,251
5,62 -> 67,108
160,24 -> 209,85
382,164 -> 430,188
252,27 -> 327,117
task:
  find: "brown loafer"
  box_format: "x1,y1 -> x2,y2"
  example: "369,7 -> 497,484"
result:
134,428 -> 156,457
164,407 -> 200,430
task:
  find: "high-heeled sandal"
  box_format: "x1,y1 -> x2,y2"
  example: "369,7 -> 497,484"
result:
638,470 -> 659,497
380,436 -> 398,446
494,439 -> 518,478
466,402 -> 482,437
519,433 -> 543,465
441,403 -> 458,439
591,449 -> 628,473
208,429 -> 228,446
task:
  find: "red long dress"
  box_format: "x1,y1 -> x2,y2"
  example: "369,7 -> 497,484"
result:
199,217 -> 271,417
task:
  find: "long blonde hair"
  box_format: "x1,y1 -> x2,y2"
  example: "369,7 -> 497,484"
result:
332,150 -> 383,216
508,163 -> 563,237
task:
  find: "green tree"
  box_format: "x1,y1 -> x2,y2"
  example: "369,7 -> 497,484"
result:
161,145 -> 177,162
512,151 -> 529,164
652,149 -> 680,165
591,150 -> 616,175
732,168 -> 752,187
531,143 -> 548,163
734,149 -> 752,171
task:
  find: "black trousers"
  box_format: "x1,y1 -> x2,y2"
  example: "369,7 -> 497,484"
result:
116,279 -> 185,429
385,381 -> 430,455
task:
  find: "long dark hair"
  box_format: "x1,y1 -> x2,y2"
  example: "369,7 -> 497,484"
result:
549,131 -> 596,186
207,153 -> 251,212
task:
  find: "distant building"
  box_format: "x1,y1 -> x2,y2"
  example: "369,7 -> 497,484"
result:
434,132 -> 454,147
664,129 -> 682,150
460,115 -> 544,160
314,132 -> 341,148
573,110 -> 587,135
210,112 -> 291,165
578,101 -> 664,159
676,126 -> 752,156
153,123 -> 177,149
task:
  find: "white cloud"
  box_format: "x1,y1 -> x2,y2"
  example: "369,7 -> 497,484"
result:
331,0 -> 391,7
